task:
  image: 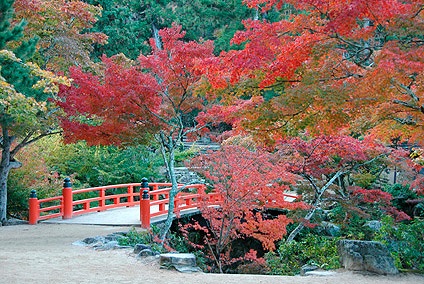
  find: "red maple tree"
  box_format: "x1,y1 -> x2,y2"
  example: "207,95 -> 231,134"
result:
185,145 -> 306,272
198,0 -> 423,144
58,24 -> 215,239
273,134 -> 411,241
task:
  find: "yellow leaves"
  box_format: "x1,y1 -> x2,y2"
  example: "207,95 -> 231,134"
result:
1,50 -> 71,95
410,148 -> 424,166
0,50 -> 22,63
26,62 -> 71,93
0,82 -> 48,129
0,49 -> 69,133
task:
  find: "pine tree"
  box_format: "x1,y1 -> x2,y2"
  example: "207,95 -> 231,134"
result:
0,0 -> 69,223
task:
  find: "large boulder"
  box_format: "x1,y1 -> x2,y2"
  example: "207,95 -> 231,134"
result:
337,240 -> 398,275
159,253 -> 201,273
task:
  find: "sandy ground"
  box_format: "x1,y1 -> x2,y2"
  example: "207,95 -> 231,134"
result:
0,223 -> 423,284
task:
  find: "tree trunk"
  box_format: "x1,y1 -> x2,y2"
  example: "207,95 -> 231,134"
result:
0,128 -> 12,224
0,162 -> 10,224
152,22 -> 162,50
0,128 -> 23,224
0,128 -> 12,223
159,136 -> 180,242
286,170 -> 343,242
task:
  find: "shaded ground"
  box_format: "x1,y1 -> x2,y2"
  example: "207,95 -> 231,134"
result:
0,223 -> 423,284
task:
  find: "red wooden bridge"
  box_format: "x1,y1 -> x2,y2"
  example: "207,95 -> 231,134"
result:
28,178 -> 299,227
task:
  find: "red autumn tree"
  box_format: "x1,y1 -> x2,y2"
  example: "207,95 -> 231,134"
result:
185,145 -> 306,273
183,135 -> 409,271
58,24 -> 215,240
198,0 -> 423,144
273,135 -> 411,241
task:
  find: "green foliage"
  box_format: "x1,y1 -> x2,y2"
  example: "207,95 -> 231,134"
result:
118,227 -> 155,245
87,0 -> 254,58
0,0 -> 26,50
7,139 -> 62,219
0,0 -> 42,99
265,235 -> 340,276
42,136 -> 162,187
325,205 -> 376,240
384,183 -> 419,216
85,0 -> 155,59
117,226 -> 191,254
351,172 -> 377,189
174,145 -> 199,166
169,0 -> 252,54
118,227 -> 166,254
373,216 -> 424,272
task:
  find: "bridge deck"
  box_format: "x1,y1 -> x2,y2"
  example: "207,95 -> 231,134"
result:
42,205 -> 199,226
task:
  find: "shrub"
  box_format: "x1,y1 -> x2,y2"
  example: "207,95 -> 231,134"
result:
384,184 -> 420,217
8,141 -> 63,219
44,138 -> 162,187
118,226 -> 165,253
265,235 -> 340,275
373,216 -> 424,272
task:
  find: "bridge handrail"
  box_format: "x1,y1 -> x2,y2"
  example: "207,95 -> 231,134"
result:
28,178 -> 300,226
27,179 -> 210,224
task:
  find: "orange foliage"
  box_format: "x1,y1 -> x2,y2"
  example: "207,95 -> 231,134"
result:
199,0 -> 424,144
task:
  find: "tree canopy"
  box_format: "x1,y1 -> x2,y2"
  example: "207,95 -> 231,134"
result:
198,0 -> 424,144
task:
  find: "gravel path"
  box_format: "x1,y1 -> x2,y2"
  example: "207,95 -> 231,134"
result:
0,223 -> 422,284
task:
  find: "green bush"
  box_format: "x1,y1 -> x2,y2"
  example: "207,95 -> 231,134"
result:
44,138 -> 163,187
8,140 -> 63,219
118,227 -> 165,253
265,235 -> 340,275
384,184 -> 419,217
373,216 -> 424,272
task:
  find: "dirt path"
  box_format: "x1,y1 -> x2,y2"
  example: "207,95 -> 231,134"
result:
0,223 -> 422,284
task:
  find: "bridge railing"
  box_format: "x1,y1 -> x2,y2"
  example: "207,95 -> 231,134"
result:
28,178 -> 299,227
28,178 -> 221,226
147,184 -> 223,217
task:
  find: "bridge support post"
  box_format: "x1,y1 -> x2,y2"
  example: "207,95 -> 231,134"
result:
28,190 -> 39,225
140,178 -> 150,229
62,178 -> 73,219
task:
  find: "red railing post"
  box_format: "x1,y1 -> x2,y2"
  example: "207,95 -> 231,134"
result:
62,177 -> 73,219
127,185 -> 134,205
99,188 -> 105,209
140,178 -> 150,229
28,190 -> 39,225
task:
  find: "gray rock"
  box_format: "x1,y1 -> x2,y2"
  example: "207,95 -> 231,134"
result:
321,221 -> 341,237
304,270 -> 337,276
105,233 -> 122,242
300,264 -> 319,276
4,218 -> 27,225
82,236 -> 105,245
159,253 -> 200,273
137,248 -> 154,257
364,220 -> 382,231
337,240 -> 398,275
95,240 -> 119,250
173,265 -> 202,273
134,244 -> 152,254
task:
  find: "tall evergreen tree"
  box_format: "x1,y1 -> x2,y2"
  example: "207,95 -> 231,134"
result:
86,0 -> 256,59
